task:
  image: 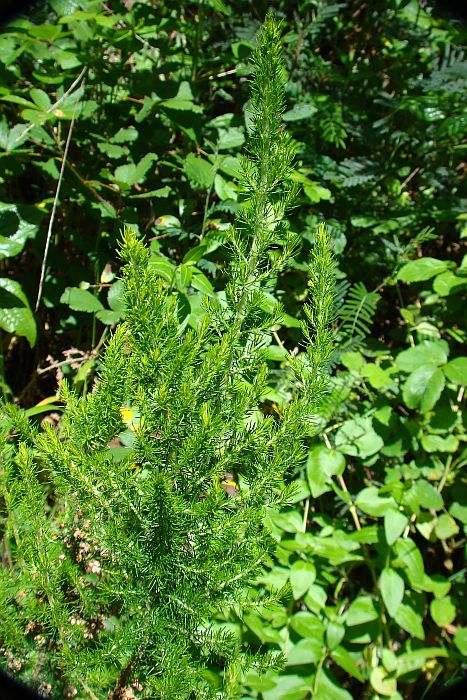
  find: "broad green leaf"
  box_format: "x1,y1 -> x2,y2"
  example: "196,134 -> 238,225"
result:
0,202 -> 43,259
113,153 -> 157,189
21,108 -> 48,125
413,480 -> 443,511
394,604 -> 425,640
190,272 -> 214,296
331,646 -> 364,682
341,351 -> 364,372
0,122 -> 29,152
434,513 -> 459,540
217,155 -> 241,179
283,103 -> 317,121
394,648 -> 448,677
384,508 -> 409,545
370,667 -> 397,697
430,597 -> 456,627
402,365 -> 445,411
303,584 -> 327,613
263,345 -> 289,361
217,126 -> 245,150
108,279 -> 127,314
380,567 -> 405,618
175,263 -> 193,291
0,278 -> 36,346
303,182 -> 332,203
397,257 -> 448,282
286,638 -> 322,666
262,674 -> 312,700
184,154 -> 215,189
335,417 -> 383,458
289,561 -> 316,599
111,126 -> 138,144
393,539 -> 425,589
149,257 -> 176,284
450,502 -> 467,524
214,173 -> 237,201
454,628 -> 467,655
325,621 -> 345,651
160,98 -> 203,112
361,363 -> 393,389
314,669 -> 353,700
290,612 -> 325,640
395,340 -> 449,372
433,271 -> 467,296
30,87 -> 51,111
96,309 -> 122,325
272,510 -> 303,533
422,574 -> 451,598
182,245 -> 208,264
421,433 -> 459,453
355,487 -> 395,517
60,287 -> 104,313
306,445 -> 345,498
443,357 -> 467,385
345,596 -> 379,626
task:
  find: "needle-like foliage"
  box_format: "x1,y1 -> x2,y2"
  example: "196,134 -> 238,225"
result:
0,14 -> 335,700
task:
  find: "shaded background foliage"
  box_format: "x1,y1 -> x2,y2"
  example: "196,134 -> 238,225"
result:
0,1 -> 466,699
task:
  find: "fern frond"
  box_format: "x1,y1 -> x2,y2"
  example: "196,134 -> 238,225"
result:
339,281 -> 379,340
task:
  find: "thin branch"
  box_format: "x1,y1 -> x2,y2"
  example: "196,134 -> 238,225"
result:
35,106 -> 77,311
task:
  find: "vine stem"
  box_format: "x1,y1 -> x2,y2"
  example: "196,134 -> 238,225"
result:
35,104 -> 77,311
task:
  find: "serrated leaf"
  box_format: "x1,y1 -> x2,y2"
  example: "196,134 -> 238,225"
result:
60,287 -> 104,313
184,154 -> 215,189
96,309 -> 122,325
380,568 -> 405,618
30,88 -> 51,111
0,202 -> 43,259
160,98 -> 203,112
0,278 -> 36,346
